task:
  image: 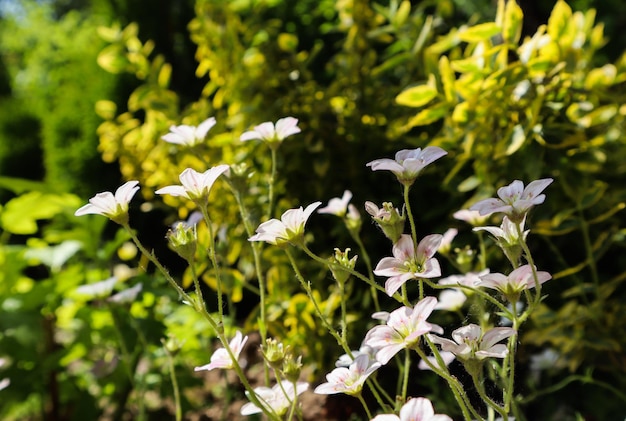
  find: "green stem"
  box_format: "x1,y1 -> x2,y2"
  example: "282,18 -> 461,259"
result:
268,146 -> 278,219
124,224 -> 279,420
199,205 -> 225,331
403,184 -> 419,248
350,230 -> 381,312
577,206 -> 601,301
300,244 -> 409,306
163,342 -> 182,421
471,371 -> 507,420
357,393 -> 373,420
285,248 -> 352,356
401,348 -> 410,401
414,340 -> 478,421
515,223 -> 541,310
227,182 -> 270,385
123,224 -> 192,304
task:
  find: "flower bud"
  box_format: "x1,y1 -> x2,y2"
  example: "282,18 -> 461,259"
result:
167,222 -> 197,262
261,338 -> 289,370
328,248 -> 358,286
365,201 -> 406,243
282,354 -> 303,383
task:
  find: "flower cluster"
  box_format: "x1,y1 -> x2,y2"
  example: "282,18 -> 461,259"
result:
75,115 -> 556,421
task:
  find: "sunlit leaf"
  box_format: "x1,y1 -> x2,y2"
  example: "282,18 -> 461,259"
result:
395,84 -> 438,108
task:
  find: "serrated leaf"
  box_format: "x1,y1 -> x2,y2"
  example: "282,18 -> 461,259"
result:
395,84 -> 438,108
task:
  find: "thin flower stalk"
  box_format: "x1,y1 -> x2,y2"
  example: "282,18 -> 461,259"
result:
415,339 -> 478,421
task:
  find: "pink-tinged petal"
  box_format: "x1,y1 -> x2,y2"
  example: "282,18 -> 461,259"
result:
497,180 -> 525,202
275,117 -> 301,139
470,198 -> 510,216
385,274 -> 413,296
155,185 -> 188,198
525,270 -> 552,289
371,415 -> 401,421
318,190 -> 352,215
392,234 -> 416,261
481,327 -> 516,349
435,289 -> 467,311
400,397 -> 435,420
430,335 -> 467,355
239,130 -> 262,142
478,273 -> 508,290
472,225 -> 505,237
476,344 -> 509,359
419,258 -> 441,278
374,257 -> 403,274
248,219 -> 287,243
366,158 -> 405,173
376,343 -> 406,364
254,122 -> 276,139
196,117 -> 217,138
413,296 -> 438,320
522,178 -> 553,201
452,324 -> 482,344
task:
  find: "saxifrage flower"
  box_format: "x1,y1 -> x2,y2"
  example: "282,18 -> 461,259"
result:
194,331 -> 248,372
240,381 -> 309,416
240,117 -> 301,146
366,146 -> 447,186
470,178 -> 553,222
248,202 -> 321,246
430,324 -> 516,361
478,264 -> 551,301
314,354 -> 381,396
75,180 -> 140,224
371,396 -> 453,421
363,297 -> 438,364
155,165 -> 229,203
162,117 -> 216,147
374,234 -> 442,296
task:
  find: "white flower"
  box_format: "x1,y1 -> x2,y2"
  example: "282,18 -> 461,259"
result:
470,178 -> 553,222
478,264 -> 552,301
155,165 -> 229,202
374,234 -> 442,296
162,117 -> 216,147
318,190 -> 355,217
364,297 -> 438,364
240,381 -> 309,416
76,276 -> 118,298
430,324 -> 516,361
434,289 -> 467,311
371,397 -> 453,421
75,181 -> 140,224
366,147 -> 447,186
453,209 -> 488,226
240,117 -> 301,144
249,202 -> 322,246
195,331 -> 249,371
315,354 -> 381,395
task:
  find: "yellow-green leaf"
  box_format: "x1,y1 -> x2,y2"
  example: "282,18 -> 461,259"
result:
547,0 -> 572,39
502,0 -> 524,44
505,124 -> 526,155
459,23 -> 501,43
405,102 -> 449,127
395,84 -> 438,108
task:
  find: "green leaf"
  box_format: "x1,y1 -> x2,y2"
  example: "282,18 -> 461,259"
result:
1,192 -> 81,235
459,23 -> 501,43
505,124 -> 526,156
547,0 -> 572,40
404,102 -> 449,127
395,84 -> 438,108
502,0 -> 523,44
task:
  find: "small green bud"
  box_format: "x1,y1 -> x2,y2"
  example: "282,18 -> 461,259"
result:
167,222 -> 197,262
282,354 -> 303,383
328,248 -> 358,286
261,338 -> 289,370
365,202 -> 406,243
